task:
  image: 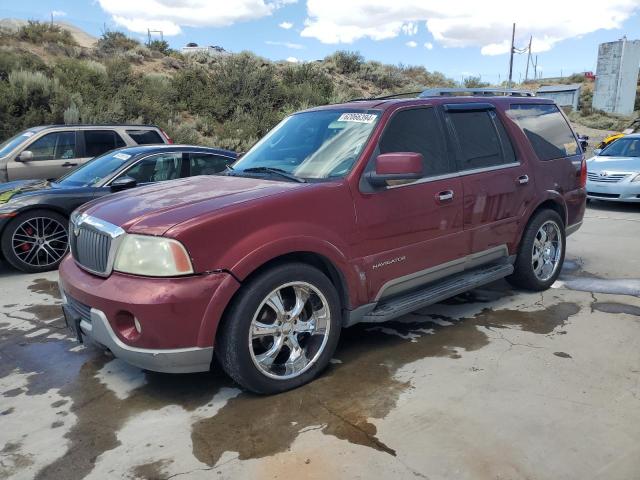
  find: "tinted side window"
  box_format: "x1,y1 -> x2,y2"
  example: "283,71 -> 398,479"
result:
123,153 -> 182,183
379,108 -> 450,176
447,110 -> 514,170
506,104 -> 579,160
27,132 -> 76,161
189,153 -> 231,176
127,130 -> 163,145
85,130 -> 124,157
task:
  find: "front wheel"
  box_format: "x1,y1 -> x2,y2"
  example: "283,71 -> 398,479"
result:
215,263 -> 341,394
507,210 -> 565,291
1,209 -> 69,273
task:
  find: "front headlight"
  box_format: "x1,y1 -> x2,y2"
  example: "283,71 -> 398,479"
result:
114,234 -> 194,277
631,173 -> 640,183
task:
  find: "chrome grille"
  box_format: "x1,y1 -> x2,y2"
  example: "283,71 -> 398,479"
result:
587,172 -> 628,183
71,227 -> 111,273
69,214 -> 125,276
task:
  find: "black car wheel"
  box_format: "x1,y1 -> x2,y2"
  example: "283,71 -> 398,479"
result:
1,209 -> 69,273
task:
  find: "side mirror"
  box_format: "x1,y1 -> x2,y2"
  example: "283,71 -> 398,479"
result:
17,150 -> 33,162
593,148 -> 602,156
367,152 -> 424,187
110,176 -> 138,192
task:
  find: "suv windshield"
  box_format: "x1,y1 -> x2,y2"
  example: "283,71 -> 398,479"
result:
231,109 -> 380,180
0,130 -> 36,157
57,150 -> 134,187
600,137 -> 640,157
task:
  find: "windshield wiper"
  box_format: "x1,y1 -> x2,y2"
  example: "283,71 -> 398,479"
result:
240,167 -> 306,183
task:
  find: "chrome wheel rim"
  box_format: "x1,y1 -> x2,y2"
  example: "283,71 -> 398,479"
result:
531,220 -> 562,282
11,217 -> 68,267
249,281 -> 331,380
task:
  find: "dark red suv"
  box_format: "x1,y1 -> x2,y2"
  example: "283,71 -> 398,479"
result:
59,90 -> 586,393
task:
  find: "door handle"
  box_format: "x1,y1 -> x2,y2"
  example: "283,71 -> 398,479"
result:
517,174 -> 529,185
62,162 -> 78,167
436,190 -> 454,202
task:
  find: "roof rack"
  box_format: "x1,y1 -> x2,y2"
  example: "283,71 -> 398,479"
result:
349,91 -> 424,102
419,88 -> 535,98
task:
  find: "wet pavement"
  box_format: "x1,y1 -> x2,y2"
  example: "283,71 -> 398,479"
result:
1,202 -> 639,480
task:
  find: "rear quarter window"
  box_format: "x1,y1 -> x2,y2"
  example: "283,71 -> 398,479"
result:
506,104 -> 578,161
126,129 -> 164,145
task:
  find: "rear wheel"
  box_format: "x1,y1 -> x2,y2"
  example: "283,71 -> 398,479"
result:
1,209 -> 69,273
507,210 -> 565,291
215,263 -> 341,394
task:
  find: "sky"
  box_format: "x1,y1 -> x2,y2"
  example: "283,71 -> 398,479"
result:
2,0 -> 640,84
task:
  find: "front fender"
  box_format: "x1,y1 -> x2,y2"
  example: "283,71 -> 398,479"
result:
229,233 -> 366,307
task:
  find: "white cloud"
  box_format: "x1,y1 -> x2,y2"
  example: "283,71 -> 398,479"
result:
401,22 -> 417,36
98,0 -> 296,35
300,0 -> 640,55
266,40 -> 304,49
286,56 -> 299,62
279,21 -> 294,29
405,40 -> 417,47
51,10 -> 67,17
424,41 -> 433,50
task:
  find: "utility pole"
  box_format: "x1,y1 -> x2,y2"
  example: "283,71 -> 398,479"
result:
507,23 -> 516,88
533,55 -> 538,79
524,35 -> 532,81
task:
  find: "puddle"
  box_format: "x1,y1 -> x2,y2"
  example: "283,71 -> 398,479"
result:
553,352 -> 572,359
27,278 -> 60,299
559,257 -> 640,297
19,304 -> 64,323
191,302 -> 579,467
2,282 -> 580,478
132,459 -> 173,480
34,359 -> 230,480
592,302 -> 640,316
558,278 -> 640,297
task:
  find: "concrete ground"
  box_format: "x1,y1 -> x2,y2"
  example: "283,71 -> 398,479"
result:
1,202 -> 639,480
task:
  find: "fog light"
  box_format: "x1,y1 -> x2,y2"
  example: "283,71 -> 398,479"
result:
114,310 -> 141,341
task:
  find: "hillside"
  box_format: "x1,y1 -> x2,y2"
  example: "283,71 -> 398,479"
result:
0,21 -> 455,151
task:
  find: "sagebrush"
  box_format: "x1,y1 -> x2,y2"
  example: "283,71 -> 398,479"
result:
0,22 -> 458,150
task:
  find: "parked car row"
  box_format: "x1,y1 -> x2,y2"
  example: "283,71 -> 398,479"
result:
0,144 -> 236,272
0,124 -> 172,182
586,134 -> 640,203
43,92 -> 587,393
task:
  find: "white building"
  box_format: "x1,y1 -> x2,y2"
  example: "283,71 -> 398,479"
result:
536,84 -> 582,111
592,38 -> 640,116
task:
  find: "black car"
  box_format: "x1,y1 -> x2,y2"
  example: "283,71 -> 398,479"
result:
0,144 -> 236,273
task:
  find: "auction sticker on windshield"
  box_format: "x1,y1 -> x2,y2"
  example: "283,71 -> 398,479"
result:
113,153 -> 131,160
337,113 -> 377,123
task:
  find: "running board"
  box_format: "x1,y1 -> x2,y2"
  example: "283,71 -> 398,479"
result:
362,263 -> 514,323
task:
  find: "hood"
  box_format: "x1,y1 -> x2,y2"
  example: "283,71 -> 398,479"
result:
588,156 -> 640,173
81,175 -> 309,235
0,179 -> 50,204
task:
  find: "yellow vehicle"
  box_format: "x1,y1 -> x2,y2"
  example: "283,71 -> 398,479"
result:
597,119 -> 640,149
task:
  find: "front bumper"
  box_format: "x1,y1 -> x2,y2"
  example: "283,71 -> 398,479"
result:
58,255 -> 240,373
61,298 -> 213,373
587,178 -> 640,202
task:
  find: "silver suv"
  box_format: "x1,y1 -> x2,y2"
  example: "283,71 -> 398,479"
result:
0,125 -> 171,182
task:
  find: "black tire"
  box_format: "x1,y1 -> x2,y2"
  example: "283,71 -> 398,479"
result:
1,209 -> 69,273
507,209 -> 565,291
215,263 -> 342,394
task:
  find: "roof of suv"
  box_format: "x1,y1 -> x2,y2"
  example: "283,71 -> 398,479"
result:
305,94 -> 556,114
